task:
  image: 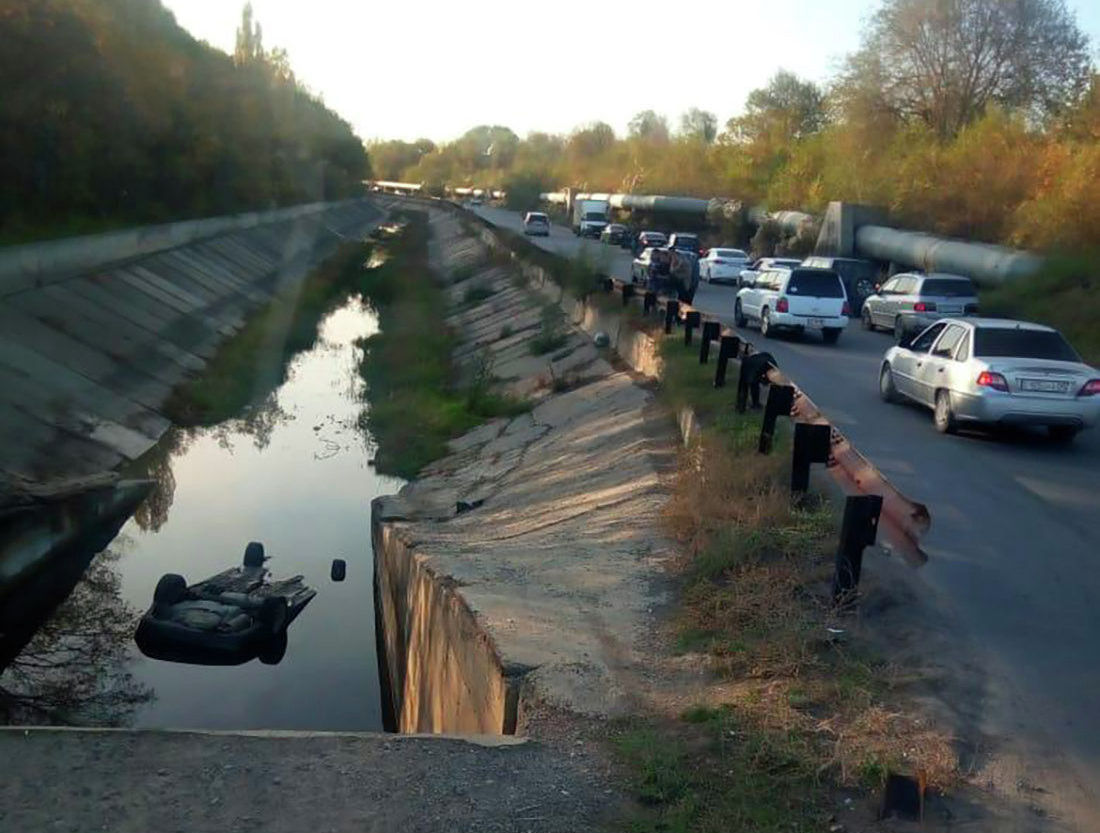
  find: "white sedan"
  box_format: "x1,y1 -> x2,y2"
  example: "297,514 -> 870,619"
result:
880,317 -> 1100,441
700,248 -> 750,284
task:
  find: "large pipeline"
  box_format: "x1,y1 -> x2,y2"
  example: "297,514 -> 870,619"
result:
855,225 -> 1042,284
539,189 -> 1042,284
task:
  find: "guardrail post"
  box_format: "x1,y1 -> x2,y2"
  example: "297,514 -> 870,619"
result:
664,300 -> 679,334
758,384 -> 794,454
790,423 -> 832,493
683,310 -> 701,346
643,291 -> 656,315
833,495 -> 883,609
699,321 -> 720,364
713,335 -> 739,387
621,283 -> 634,307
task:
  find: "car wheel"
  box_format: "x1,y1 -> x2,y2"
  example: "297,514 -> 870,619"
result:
734,300 -> 747,328
862,308 -> 876,331
761,308 -> 774,338
154,573 -> 187,606
243,541 -> 265,568
934,390 -> 957,434
1048,425 -> 1079,444
894,317 -> 907,344
879,365 -> 899,403
822,327 -> 841,345
259,597 -> 289,635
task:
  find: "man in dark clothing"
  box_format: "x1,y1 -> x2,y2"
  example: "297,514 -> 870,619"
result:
739,351 -> 778,409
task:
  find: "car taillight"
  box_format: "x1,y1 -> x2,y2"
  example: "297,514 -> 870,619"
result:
976,371 -> 1010,392
842,301 -> 851,316
1078,379 -> 1100,397
776,297 -> 789,313
914,302 -> 937,312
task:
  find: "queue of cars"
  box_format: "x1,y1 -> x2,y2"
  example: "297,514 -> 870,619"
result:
511,205 -> 1097,442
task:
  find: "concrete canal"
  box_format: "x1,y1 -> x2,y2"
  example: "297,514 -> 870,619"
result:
0,296 -> 400,730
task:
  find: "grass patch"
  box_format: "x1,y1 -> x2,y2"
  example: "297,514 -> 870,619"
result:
356,210 -> 528,479
528,304 -> 569,355
612,715 -> 825,833
980,253 -> 1100,365
163,240 -> 370,426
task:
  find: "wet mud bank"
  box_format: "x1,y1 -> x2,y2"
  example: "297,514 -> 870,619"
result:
372,201 -> 672,735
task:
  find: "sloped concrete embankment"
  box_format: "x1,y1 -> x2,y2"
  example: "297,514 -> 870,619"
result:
0,198 -> 381,492
373,205 -> 673,734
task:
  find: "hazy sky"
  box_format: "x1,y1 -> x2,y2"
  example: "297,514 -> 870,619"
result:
164,0 -> 1100,144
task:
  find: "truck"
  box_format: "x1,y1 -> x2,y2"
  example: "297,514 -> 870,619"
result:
572,199 -> 611,238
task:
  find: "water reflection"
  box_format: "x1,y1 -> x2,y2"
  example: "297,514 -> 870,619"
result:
0,540 -> 153,726
4,296 -> 400,730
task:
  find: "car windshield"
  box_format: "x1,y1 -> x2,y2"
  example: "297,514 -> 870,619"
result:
527,215 -> 547,223
921,278 -> 974,297
583,212 -> 605,221
973,328 -> 1080,361
787,270 -> 844,297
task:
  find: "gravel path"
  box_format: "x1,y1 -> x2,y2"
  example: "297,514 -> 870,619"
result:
0,729 -> 620,833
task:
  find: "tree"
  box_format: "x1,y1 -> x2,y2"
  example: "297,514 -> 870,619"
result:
234,2 -> 264,65
838,0 -> 1091,137
727,71 -> 825,144
568,122 -> 616,158
628,110 -> 670,143
679,108 -> 718,142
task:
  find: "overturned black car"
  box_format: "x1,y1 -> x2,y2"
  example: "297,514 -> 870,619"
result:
134,542 -> 316,666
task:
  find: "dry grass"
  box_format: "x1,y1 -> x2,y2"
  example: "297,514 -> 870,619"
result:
662,428 -> 957,795
611,335 -> 957,831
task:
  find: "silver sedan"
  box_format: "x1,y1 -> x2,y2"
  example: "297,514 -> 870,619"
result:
879,317 -> 1100,442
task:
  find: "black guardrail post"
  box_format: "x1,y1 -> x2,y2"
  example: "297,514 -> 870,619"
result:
790,422 -> 833,493
664,300 -> 680,334
622,283 -> 635,307
713,335 -> 740,387
643,291 -> 656,315
758,384 -> 794,454
699,321 -> 720,364
833,495 -> 883,609
602,277 -> 614,293
684,311 -> 701,346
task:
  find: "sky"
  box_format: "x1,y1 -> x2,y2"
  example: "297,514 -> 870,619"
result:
164,0 -> 1100,144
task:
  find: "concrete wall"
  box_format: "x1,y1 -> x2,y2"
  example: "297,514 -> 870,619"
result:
372,511 -> 516,734
0,198 -> 381,490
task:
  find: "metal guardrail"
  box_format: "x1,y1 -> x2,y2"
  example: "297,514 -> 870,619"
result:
597,273 -> 932,576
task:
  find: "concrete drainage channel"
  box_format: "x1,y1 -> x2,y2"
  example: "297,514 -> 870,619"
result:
370,199 -> 671,736
370,195 -> 933,740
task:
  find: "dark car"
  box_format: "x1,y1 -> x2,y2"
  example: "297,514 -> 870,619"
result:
668,233 -> 701,256
631,230 -> 668,256
599,223 -> 629,244
801,256 -> 881,313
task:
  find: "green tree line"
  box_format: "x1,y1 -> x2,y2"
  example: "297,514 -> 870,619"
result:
0,0 -> 369,242
372,0 -> 1097,254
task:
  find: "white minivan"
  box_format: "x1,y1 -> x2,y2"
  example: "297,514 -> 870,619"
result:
734,266 -> 850,344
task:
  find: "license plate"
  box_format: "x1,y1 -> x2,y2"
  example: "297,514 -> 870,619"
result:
1021,378 -> 1071,393
940,305 -> 962,314
807,318 -> 824,327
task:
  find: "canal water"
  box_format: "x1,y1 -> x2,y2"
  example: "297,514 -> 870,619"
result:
1,297 -> 401,730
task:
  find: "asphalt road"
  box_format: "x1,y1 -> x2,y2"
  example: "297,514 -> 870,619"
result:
472,204 -> 1100,824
